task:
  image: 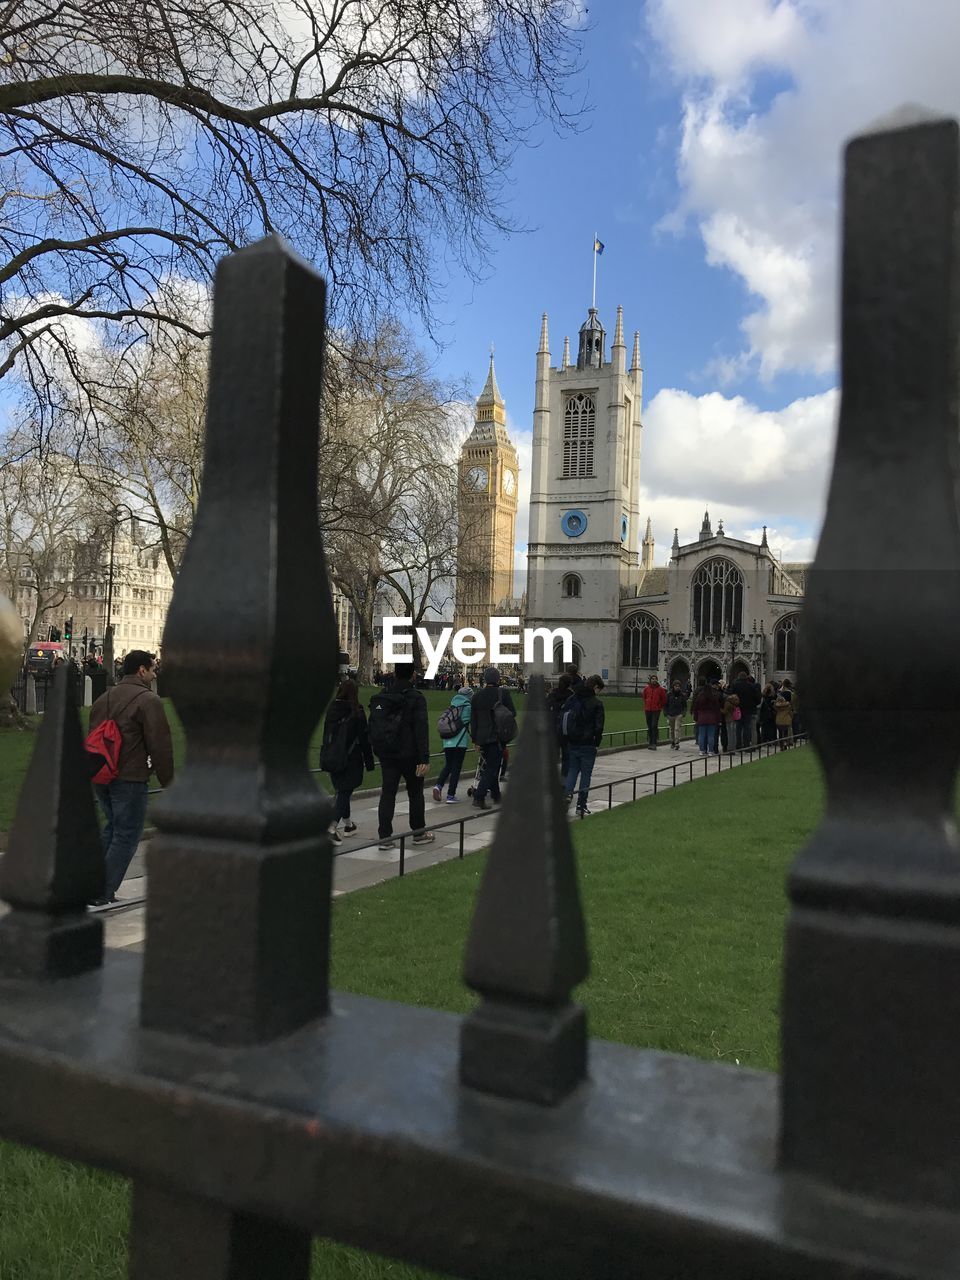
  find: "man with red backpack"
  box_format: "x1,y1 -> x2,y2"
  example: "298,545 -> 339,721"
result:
86,649 -> 174,906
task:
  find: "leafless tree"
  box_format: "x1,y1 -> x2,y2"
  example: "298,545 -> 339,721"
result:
0,433 -> 102,648
318,320 -> 475,680
0,0 -> 582,440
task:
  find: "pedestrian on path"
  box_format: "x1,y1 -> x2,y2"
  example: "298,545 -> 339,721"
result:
88,650 -> 173,906
691,679 -> 721,756
758,682 -> 777,743
369,662 -> 436,851
320,678 -> 375,844
642,674 -> 667,749
721,691 -> 740,754
546,672 -> 573,777
665,679 -> 687,750
469,666 -> 517,810
775,680 -> 796,748
730,673 -> 760,748
563,674 -> 605,816
433,685 -> 473,803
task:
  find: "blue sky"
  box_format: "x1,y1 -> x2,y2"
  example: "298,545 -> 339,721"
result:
411,0 -> 960,569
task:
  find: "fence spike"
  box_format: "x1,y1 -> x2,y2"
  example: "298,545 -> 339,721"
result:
0,663 -> 103,978
141,235 -> 339,1044
461,674 -> 590,1104
781,112 -> 960,1209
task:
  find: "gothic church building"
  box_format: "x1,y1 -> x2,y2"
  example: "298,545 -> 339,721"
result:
524,305 -> 806,691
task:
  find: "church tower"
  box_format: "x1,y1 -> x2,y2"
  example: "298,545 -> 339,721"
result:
526,305 -> 643,676
455,353 -> 520,637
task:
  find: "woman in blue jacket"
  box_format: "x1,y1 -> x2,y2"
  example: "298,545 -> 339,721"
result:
433,686 -> 473,803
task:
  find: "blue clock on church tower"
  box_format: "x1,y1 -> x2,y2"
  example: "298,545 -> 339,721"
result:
620,514 -> 628,543
561,509 -> 587,538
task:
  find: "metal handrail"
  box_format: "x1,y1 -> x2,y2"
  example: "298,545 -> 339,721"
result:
343,731 -> 810,876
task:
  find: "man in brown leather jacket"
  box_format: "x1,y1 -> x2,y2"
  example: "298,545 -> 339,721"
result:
88,649 -> 174,906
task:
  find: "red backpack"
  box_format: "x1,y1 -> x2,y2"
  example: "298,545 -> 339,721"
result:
85,688 -> 148,784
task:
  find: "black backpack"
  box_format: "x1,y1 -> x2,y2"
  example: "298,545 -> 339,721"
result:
319,712 -> 356,773
560,692 -> 588,744
491,690 -> 517,744
368,689 -> 408,758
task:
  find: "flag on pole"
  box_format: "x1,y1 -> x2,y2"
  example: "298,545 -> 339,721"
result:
594,238 -> 605,255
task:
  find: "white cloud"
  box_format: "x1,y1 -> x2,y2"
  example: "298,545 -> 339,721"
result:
639,384 -> 836,557
647,0 -> 805,87
649,0 -> 960,378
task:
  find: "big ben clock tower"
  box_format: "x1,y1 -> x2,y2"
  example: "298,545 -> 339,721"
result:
455,352 -> 520,638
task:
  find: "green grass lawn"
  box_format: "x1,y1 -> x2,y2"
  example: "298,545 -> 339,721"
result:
0,686 -> 687,832
0,748 -> 825,1278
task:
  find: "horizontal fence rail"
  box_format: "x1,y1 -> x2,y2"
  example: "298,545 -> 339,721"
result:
2,115 -> 960,1280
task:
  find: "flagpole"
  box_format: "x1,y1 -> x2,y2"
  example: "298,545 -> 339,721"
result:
592,231 -> 598,309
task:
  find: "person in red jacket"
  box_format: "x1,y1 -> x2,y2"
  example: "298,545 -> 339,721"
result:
642,674 -> 668,749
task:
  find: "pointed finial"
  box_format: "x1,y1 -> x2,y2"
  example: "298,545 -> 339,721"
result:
538,311 -> 549,354
699,509 -> 713,540
478,350 -> 504,407
631,330 -> 641,371
761,525 -> 769,548
562,336 -> 570,369
0,663 -> 105,978
613,304 -> 624,347
461,674 -> 589,1105
672,527 -> 680,552
644,516 -> 653,538
717,518 -> 724,536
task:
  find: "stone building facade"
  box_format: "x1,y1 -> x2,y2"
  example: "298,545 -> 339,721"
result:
523,302 -> 806,691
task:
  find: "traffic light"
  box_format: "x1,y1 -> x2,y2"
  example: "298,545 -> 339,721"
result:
64,615 -> 73,643
49,626 -> 61,642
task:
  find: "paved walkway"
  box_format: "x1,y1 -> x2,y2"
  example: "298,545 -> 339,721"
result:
97,735 -> 797,954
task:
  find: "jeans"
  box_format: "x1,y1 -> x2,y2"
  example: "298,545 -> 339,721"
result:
696,724 -> 718,753
95,779 -> 149,898
645,710 -> 661,746
565,745 -> 597,807
667,714 -> 684,745
559,739 -> 570,778
735,715 -> 754,749
436,746 -> 466,796
333,788 -> 354,823
475,741 -> 503,803
378,761 -> 426,838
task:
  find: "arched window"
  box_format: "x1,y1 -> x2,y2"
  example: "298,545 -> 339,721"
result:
554,642 -> 584,674
562,393 -> 596,478
692,558 -> 743,637
621,611 -> 660,668
562,573 -> 582,598
775,613 -> 800,670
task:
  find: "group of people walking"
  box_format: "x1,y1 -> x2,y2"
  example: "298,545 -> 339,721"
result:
320,662 -> 518,851
319,664 -> 801,851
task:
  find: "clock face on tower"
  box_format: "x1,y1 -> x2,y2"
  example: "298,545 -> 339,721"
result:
502,469 -> 516,496
466,465 -> 488,492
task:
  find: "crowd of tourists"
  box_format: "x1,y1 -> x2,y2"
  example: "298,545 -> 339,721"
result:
688,675 -> 800,756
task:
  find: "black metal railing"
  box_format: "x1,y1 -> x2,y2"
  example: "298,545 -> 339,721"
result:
340,730 -> 810,877
2,116 -> 959,1280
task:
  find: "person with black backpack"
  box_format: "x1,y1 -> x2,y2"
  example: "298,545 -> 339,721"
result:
368,661 -> 435,851
546,672 -> 573,777
562,674 -> 605,816
320,678 -> 374,844
468,666 -> 517,810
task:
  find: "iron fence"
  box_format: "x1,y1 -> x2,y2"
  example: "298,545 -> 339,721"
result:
1,116 -> 958,1279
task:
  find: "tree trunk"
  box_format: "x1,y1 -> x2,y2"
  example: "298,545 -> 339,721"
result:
0,693 -> 29,730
